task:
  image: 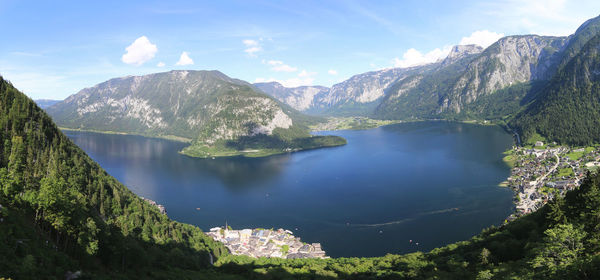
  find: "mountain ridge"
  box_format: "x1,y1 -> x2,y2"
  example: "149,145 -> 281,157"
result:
48,70 -> 345,158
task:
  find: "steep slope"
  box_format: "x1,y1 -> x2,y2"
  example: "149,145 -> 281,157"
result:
511,33 -> 600,145
556,15 -> 600,71
0,76 -> 228,278
375,44 -> 485,119
47,70 -> 345,158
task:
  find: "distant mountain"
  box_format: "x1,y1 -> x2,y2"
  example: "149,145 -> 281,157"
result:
255,65 -> 435,116
47,70 -> 345,157
34,99 -> 61,109
254,82 -> 328,111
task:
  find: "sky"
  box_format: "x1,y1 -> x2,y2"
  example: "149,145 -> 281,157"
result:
1,0 -> 599,100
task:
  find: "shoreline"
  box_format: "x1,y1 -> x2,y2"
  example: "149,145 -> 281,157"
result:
60,127 -> 346,159
59,127 -> 192,143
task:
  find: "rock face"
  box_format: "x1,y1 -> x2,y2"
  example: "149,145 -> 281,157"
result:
439,35 -> 567,113
47,70 -> 301,143
441,44 -> 484,66
254,82 -> 328,111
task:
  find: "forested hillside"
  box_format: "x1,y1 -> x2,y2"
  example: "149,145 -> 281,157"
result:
0,76 -> 229,279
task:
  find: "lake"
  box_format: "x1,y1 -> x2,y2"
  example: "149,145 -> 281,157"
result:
64,121 -> 515,258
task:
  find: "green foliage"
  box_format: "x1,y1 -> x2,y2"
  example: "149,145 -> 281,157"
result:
531,224 -> 586,274
280,245 -> 289,254
0,76 -> 228,278
456,81 -> 545,121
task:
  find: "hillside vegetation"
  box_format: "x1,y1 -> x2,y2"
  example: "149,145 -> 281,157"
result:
0,76 -> 229,279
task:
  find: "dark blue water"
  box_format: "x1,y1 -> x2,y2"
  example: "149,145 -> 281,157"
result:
64,121 -> 515,257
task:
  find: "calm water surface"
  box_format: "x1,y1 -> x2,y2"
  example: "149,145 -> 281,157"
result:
65,121 -> 515,257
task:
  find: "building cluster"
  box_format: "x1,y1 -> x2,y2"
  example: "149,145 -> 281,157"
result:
206,227 -> 328,259
506,143 -> 599,221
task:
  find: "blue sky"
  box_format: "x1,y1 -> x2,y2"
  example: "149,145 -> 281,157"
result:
1,0 -> 599,99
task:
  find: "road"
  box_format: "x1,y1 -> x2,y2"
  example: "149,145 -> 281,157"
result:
519,152 -> 560,213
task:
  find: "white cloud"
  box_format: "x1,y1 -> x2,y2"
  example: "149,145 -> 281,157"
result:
121,36 -> 158,66
255,69 -> 317,88
459,30 -> 504,48
175,52 -> 194,66
243,39 -> 262,56
328,69 -> 338,75
392,46 -> 452,68
266,60 -> 297,72
157,62 -> 165,67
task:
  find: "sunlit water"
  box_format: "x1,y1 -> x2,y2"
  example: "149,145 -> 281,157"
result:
64,121 -> 515,257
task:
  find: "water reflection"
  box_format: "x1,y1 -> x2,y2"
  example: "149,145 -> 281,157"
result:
65,131 -> 291,190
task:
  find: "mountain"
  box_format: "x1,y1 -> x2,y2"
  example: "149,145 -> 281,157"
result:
258,16 -> 600,132
374,35 -> 568,120
47,70 -> 345,158
4,73 -> 600,279
34,99 -> 61,109
254,65 -> 436,116
511,32 -> 600,145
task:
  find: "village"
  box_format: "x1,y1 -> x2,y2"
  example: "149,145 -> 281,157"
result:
505,141 -> 600,221
206,226 -> 328,259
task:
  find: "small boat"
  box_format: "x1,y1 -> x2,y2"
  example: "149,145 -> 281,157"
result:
196,207 -> 201,210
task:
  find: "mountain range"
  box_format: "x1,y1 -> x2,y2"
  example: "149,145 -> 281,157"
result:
253,15 -> 600,146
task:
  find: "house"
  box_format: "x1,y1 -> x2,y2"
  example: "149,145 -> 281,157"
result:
535,141 -> 544,147
239,229 -> 252,241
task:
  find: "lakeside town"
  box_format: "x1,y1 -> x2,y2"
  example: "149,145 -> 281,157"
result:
206,226 -> 328,259
505,141 -> 600,221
